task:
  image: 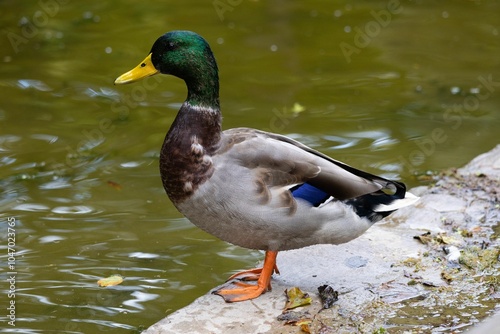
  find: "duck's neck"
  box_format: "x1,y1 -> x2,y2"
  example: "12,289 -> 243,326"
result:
185,75 -> 220,111
169,101 -> 222,152
175,55 -> 222,150
181,47 -> 220,111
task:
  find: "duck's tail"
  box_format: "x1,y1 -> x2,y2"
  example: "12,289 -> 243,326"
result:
373,191 -> 419,213
344,183 -> 419,223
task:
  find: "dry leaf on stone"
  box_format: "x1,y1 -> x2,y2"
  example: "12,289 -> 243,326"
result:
284,287 -> 312,310
298,320 -> 312,333
414,231 -> 432,244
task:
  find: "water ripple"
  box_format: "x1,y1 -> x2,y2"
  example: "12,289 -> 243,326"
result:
39,179 -> 72,190
346,129 -> 391,140
84,87 -> 120,101
0,155 -> 16,166
128,252 -> 160,259
120,161 -> 143,168
31,134 -> 59,144
0,134 -> 22,152
39,235 -> 66,244
323,135 -> 360,150
17,79 -> 52,91
20,293 -> 57,306
71,319 -> 136,330
12,203 -> 50,212
371,136 -> 400,150
52,206 -> 94,214
122,291 -> 159,310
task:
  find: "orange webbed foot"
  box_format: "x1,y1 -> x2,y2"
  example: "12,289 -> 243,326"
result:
213,250 -> 279,302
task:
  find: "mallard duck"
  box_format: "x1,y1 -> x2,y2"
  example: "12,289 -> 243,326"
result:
114,30 -> 418,302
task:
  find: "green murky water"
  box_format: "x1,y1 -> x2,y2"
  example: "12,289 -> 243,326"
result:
1,1 -> 499,333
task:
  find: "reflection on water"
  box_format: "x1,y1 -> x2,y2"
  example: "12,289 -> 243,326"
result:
1,0 -> 499,333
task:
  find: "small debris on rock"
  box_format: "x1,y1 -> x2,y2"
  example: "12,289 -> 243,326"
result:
317,284 -> 339,309
444,245 -> 461,264
277,310 -> 312,324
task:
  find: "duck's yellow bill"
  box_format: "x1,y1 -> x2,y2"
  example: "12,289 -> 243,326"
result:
114,53 -> 159,85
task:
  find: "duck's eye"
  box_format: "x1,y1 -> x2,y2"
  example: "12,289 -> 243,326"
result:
168,41 -> 177,50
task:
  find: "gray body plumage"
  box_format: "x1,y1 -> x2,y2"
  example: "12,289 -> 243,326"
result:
174,126 -> 416,251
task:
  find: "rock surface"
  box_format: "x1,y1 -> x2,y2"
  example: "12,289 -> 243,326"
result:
143,144 -> 500,334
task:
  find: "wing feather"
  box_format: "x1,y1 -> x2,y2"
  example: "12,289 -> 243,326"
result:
217,128 -> 405,201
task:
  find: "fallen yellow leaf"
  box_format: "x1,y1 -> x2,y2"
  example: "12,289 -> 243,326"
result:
97,274 -> 123,287
291,102 -> 306,114
284,287 -> 312,310
299,321 -> 312,333
439,235 -> 457,245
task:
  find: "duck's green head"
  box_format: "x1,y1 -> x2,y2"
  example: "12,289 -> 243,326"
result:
115,30 -> 219,107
